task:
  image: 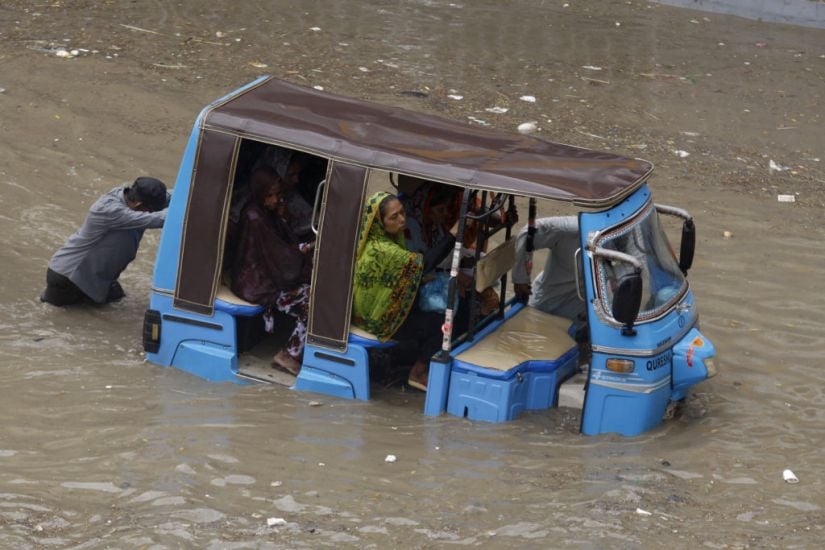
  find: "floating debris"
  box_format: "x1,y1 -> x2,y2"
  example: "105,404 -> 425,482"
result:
769,159 -> 790,173
582,65 -> 602,71
467,116 -> 490,126
723,231 -> 732,238
519,95 -> 536,103
152,63 -> 188,69
517,121 -> 538,134
267,517 -> 287,527
576,128 -> 606,140
400,90 -> 428,98
308,400 -> 322,407
55,49 -> 73,58
309,27 -> 322,32
783,469 -> 799,483
312,85 -> 324,91
358,66 -> 369,72
447,94 -> 463,100
636,508 -> 653,516
485,106 -> 508,114
248,61 -> 268,69
777,194 -> 796,203
385,454 -> 397,463
673,150 -> 690,158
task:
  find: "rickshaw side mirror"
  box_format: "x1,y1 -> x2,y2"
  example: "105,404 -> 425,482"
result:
679,218 -> 695,275
612,271 -> 642,336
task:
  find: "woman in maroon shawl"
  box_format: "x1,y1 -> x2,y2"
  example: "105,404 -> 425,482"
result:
231,165 -> 314,375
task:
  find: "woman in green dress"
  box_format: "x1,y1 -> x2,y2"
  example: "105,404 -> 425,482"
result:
352,191 -> 457,390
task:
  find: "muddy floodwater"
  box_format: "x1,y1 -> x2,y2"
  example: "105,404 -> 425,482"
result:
1,0 -> 824,547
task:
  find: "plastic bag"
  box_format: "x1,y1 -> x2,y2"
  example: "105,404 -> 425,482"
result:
419,272 -> 450,312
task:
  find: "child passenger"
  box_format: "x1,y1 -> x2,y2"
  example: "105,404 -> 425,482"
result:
257,146 -> 314,239
230,166 -> 314,375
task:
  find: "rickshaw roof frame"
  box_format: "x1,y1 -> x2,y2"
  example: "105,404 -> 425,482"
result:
202,76 -> 654,209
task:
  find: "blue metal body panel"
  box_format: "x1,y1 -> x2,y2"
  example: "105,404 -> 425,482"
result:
672,328 -> 716,401
578,185 -> 714,436
294,340 -> 374,400
437,303 -> 579,423
145,293 -> 248,383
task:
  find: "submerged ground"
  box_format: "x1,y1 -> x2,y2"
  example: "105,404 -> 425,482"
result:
0,0 -> 823,547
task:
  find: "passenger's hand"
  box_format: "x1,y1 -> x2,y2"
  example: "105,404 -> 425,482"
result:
514,283 -> 532,302
449,219 -> 460,237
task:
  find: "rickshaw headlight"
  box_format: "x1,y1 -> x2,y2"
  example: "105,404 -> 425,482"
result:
606,358 -> 635,373
704,357 -> 717,378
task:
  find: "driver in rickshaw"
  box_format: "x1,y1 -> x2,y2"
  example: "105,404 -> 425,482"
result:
512,216 -> 586,326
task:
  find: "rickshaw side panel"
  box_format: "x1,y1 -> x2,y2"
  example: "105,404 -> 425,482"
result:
145,292 -> 248,383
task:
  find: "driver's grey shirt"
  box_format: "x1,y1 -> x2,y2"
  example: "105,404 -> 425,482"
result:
48,187 -> 166,303
512,216 -> 584,320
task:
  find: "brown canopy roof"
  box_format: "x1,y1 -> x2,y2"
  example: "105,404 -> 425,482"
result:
204,77 -> 653,207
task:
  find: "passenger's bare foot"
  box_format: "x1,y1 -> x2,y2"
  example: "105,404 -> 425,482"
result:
407,361 -> 428,391
272,349 -> 301,376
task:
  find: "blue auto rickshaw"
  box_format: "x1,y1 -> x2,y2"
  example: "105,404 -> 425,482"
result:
143,76 -> 717,436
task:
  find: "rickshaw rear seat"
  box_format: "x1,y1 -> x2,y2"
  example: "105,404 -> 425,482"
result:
348,326 -> 396,349
214,284 -> 265,317
447,306 -> 579,422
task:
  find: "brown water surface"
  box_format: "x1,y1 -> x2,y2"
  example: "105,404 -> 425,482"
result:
1,0 -> 824,547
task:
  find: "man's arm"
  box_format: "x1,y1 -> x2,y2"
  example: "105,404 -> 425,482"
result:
513,221 -> 559,282
89,198 -> 166,231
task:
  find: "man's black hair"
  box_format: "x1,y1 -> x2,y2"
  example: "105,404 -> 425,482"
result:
128,177 -> 168,212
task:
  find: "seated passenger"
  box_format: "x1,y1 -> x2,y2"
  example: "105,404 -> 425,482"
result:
512,216 -> 585,322
352,191 -> 457,390
258,146 -> 314,239
401,178 -> 462,258
401,178 -> 497,316
231,166 -> 314,375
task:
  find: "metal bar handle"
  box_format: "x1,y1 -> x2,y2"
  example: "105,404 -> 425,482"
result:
440,188 -> 473,357
655,203 -> 692,222
574,247 -> 584,302
464,193 -> 507,221
589,246 -> 643,271
310,179 -> 326,235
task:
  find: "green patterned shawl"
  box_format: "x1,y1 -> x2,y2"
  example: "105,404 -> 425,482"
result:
352,192 -> 423,341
